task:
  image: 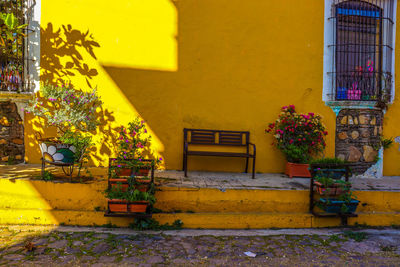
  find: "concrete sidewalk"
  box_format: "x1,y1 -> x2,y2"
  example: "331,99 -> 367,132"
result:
1,164 -> 399,191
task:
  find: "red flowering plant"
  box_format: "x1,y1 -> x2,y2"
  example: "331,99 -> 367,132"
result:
111,117 -> 162,174
265,105 -> 328,163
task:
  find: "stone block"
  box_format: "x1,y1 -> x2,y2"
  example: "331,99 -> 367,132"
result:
351,131 -> 359,139
361,130 -> 370,138
338,132 -> 348,140
11,138 -> 23,145
359,115 -> 369,124
0,117 -> 10,126
348,146 -> 362,162
363,145 -> 377,162
337,154 -> 346,161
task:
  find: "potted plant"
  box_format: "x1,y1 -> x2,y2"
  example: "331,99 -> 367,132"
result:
111,117 -> 162,178
26,83 -> 102,177
125,189 -> 156,213
314,176 -> 351,196
266,105 -> 328,178
104,184 -> 156,213
104,184 -> 129,212
318,192 -> 359,214
310,157 -> 349,179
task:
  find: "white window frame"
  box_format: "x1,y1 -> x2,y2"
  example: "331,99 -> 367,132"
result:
323,0 -> 397,108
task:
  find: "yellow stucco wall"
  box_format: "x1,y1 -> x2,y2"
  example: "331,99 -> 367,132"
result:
1,179 -> 399,228
23,0 -> 400,174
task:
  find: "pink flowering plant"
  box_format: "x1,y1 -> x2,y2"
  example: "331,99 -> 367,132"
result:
113,117 -> 162,171
26,83 -> 103,163
265,105 -> 328,163
26,83 -> 102,133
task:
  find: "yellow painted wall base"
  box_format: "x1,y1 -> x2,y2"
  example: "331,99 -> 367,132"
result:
0,179 -> 399,229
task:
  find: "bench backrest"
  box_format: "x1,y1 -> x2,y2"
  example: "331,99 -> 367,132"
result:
184,128 -> 249,146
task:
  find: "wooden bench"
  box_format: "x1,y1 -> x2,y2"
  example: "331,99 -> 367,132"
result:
183,128 -> 256,178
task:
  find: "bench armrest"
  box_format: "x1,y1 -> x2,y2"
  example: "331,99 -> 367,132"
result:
248,142 -> 256,156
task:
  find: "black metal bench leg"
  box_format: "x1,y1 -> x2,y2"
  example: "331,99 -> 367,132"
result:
252,156 -> 256,179
182,153 -> 185,171
41,158 -> 45,178
245,157 -> 249,173
184,154 -> 188,177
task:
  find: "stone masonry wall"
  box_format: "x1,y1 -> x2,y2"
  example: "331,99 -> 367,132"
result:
0,101 -> 24,164
335,109 -> 382,175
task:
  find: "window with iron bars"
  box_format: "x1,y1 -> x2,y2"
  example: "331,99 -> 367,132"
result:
328,0 -> 395,102
0,0 -> 32,93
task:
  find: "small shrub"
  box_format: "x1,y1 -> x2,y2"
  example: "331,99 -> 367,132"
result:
42,170 -> 54,181
129,218 -> 183,231
343,230 -> 367,242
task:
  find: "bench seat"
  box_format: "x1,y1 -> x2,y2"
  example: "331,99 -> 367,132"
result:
186,151 -> 252,157
183,128 -> 256,178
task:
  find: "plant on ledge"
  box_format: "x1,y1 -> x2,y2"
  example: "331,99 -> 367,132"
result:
104,183 -> 156,213
266,105 -> 328,178
25,83 -> 103,177
111,117 -> 162,177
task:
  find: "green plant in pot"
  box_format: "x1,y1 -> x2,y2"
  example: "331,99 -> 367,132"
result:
111,117 -> 162,178
104,183 -> 128,212
104,184 -> 156,213
266,105 -> 328,178
25,83 -> 103,177
318,191 -> 359,214
314,175 -> 351,196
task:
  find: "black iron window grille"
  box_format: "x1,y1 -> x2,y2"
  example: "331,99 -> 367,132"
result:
329,0 -> 395,102
0,0 -> 33,93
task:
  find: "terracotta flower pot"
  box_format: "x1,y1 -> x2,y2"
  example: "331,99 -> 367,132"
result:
314,181 -> 350,196
135,184 -> 149,192
285,162 -> 311,178
115,168 -> 132,177
108,199 -> 128,212
133,168 -> 150,177
109,178 -> 129,191
128,201 -> 148,213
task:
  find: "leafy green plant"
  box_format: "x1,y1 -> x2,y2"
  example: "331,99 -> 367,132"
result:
265,105 -> 328,163
42,170 -> 54,181
129,218 -> 183,230
59,130 -> 92,163
343,231 -> 367,242
114,117 -> 162,168
26,83 -> 103,134
310,157 -> 347,165
104,183 -> 126,199
381,137 -> 394,150
26,83 -> 103,172
125,189 -> 156,205
337,191 -> 357,213
0,12 -> 27,57
372,137 -> 394,151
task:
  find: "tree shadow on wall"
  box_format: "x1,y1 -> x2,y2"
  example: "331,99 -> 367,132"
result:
40,23 -> 99,88
26,23 -> 118,166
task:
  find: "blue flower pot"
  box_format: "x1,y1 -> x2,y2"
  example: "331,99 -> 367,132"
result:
319,198 -> 359,213
313,168 -> 346,179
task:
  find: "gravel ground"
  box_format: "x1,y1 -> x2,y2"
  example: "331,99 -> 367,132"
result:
0,226 -> 400,266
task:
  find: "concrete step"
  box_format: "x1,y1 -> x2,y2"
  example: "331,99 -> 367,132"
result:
1,178 -> 400,228
1,179 -> 399,213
